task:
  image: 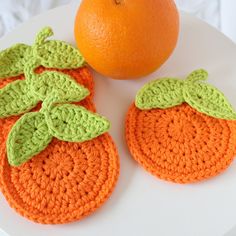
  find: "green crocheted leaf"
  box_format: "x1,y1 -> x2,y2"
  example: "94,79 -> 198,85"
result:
35,40 -> 85,69
183,82 -> 236,120
0,80 -> 39,118
45,104 -> 110,142
7,112 -> 53,166
33,27 -> 84,69
31,71 -> 89,102
135,78 -> 184,109
0,44 -> 31,78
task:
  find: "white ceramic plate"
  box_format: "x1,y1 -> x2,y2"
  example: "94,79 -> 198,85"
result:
1,2 -> 236,236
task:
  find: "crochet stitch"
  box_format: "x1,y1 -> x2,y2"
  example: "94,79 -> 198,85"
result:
7,112 -> 53,166
126,69 -> 236,183
135,78 -> 184,109
0,27 -> 119,224
30,70 -> 90,102
0,44 -> 31,78
0,80 -> 39,118
45,104 -> 110,142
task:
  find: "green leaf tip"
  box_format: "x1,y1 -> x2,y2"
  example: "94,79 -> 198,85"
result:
135,69 -> 236,120
34,26 -> 54,46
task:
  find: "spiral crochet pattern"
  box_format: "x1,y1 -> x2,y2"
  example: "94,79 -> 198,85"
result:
126,103 -> 236,183
0,67 -> 119,224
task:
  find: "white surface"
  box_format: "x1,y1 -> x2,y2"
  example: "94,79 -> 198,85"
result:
1,2 -> 236,236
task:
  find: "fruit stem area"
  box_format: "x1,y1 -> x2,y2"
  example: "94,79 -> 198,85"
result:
114,0 -> 122,5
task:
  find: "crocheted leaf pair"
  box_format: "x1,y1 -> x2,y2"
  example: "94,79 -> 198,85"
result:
136,69 -> 236,120
7,105 -> 110,167
0,27 -> 111,167
0,27 -> 84,79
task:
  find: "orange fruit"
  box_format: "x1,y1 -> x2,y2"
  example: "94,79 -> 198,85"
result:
74,0 -> 179,79
126,103 -> 236,184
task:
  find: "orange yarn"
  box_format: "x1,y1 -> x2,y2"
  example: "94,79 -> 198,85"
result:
126,103 -> 236,184
0,67 -> 119,224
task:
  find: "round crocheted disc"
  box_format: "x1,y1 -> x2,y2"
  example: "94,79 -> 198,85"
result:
0,130 -> 119,224
126,103 -> 236,184
0,67 -> 119,224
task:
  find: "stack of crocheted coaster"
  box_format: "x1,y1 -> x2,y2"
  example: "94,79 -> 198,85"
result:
0,27 -> 119,224
126,69 -> 236,183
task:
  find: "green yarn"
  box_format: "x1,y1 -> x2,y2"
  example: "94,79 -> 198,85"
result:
45,104 -> 110,142
0,80 -> 39,118
7,112 -> 53,167
0,26 -> 85,80
34,27 -> 53,46
135,78 -> 184,109
0,26 -> 87,118
135,69 -> 236,120
0,44 -> 31,78
23,58 -> 41,82
0,66 -> 89,118
31,71 -> 89,102
33,27 -> 85,69
7,101 -> 110,166
183,71 -> 236,120
0,26 -> 111,167
186,68 -> 208,83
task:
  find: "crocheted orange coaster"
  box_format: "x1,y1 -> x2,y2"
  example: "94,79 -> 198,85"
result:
0,132 -> 119,224
126,70 -> 236,184
0,27 -> 119,224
